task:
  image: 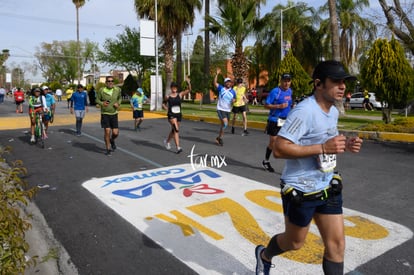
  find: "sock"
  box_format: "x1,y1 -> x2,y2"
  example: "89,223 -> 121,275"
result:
263,234 -> 285,259
322,257 -> 344,275
265,147 -> 272,160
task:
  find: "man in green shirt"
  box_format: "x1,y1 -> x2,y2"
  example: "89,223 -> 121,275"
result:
96,76 -> 122,156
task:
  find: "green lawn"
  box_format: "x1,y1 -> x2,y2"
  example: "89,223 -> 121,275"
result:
123,102 -> 412,132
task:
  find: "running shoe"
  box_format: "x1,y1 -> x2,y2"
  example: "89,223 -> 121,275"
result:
176,147 -> 183,154
262,160 -> 275,172
242,130 -> 249,136
215,137 -> 223,146
231,127 -> 235,134
164,139 -> 171,150
105,150 -> 112,156
255,245 -> 273,275
110,139 -> 116,151
30,135 -> 36,143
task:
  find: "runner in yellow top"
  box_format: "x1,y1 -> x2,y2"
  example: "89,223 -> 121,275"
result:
65,87 -> 74,109
231,78 -> 249,136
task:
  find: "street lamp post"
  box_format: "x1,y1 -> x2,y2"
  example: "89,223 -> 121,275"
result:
280,4 -> 298,62
155,0 -> 161,111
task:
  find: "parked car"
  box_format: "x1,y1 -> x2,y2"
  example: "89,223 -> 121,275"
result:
346,92 -> 385,110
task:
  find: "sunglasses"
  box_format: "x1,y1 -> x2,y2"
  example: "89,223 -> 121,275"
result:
107,80 -> 114,83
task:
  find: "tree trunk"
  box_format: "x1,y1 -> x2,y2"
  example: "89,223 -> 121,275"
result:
328,0 -> 340,61
176,34 -> 183,89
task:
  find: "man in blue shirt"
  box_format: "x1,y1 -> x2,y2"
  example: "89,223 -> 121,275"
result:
262,73 -> 293,172
70,84 -> 89,136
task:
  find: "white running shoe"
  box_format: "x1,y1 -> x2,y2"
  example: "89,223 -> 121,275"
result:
30,135 -> 35,143
163,139 -> 171,150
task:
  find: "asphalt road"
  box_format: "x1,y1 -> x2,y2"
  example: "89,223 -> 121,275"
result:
0,98 -> 413,275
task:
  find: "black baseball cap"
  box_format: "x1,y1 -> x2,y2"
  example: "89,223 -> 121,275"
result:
281,73 -> 292,80
311,60 -> 356,82
236,78 -> 243,83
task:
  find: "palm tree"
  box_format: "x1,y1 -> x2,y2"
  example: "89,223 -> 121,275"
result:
257,3 -> 320,76
337,0 -> 376,67
320,0 -> 376,68
72,0 -> 86,84
134,0 -> 202,93
206,0 -> 259,81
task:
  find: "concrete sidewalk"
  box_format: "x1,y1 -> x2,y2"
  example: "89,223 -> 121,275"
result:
23,202 -> 78,275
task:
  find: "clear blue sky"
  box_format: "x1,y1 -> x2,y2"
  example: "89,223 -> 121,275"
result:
1,0 -> 381,82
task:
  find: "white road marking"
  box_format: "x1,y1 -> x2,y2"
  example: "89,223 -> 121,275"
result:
82,164 -> 413,274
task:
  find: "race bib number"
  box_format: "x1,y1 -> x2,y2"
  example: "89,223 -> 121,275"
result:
138,103 -> 142,109
317,154 -> 337,172
17,96 -> 23,100
171,106 -> 181,114
277,118 -> 286,127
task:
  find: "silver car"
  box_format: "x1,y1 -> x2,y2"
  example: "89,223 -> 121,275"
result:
347,92 -> 385,110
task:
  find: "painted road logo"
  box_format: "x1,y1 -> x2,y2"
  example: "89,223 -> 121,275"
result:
82,164 -> 412,275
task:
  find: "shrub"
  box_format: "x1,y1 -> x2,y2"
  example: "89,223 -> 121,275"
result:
360,117 -> 414,133
0,146 -> 37,274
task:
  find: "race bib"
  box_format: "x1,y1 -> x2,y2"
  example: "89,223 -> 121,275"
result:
317,153 -> 337,172
138,103 -> 142,109
17,96 -> 23,100
277,118 -> 286,127
171,106 -> 181,114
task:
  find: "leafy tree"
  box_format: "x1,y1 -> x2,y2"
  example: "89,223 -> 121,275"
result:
378,0 -> 414,55
35,40 -> 97,83
257,2 -> 321,76
360,37 -> 414,123
0,49 -> 9,68
121,74 -> 139,98
271,50 -> 312,98
189,35 -> 205,96
189,35 -> 231,99
98,26 -> 154,84
0,49 -> 10,88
